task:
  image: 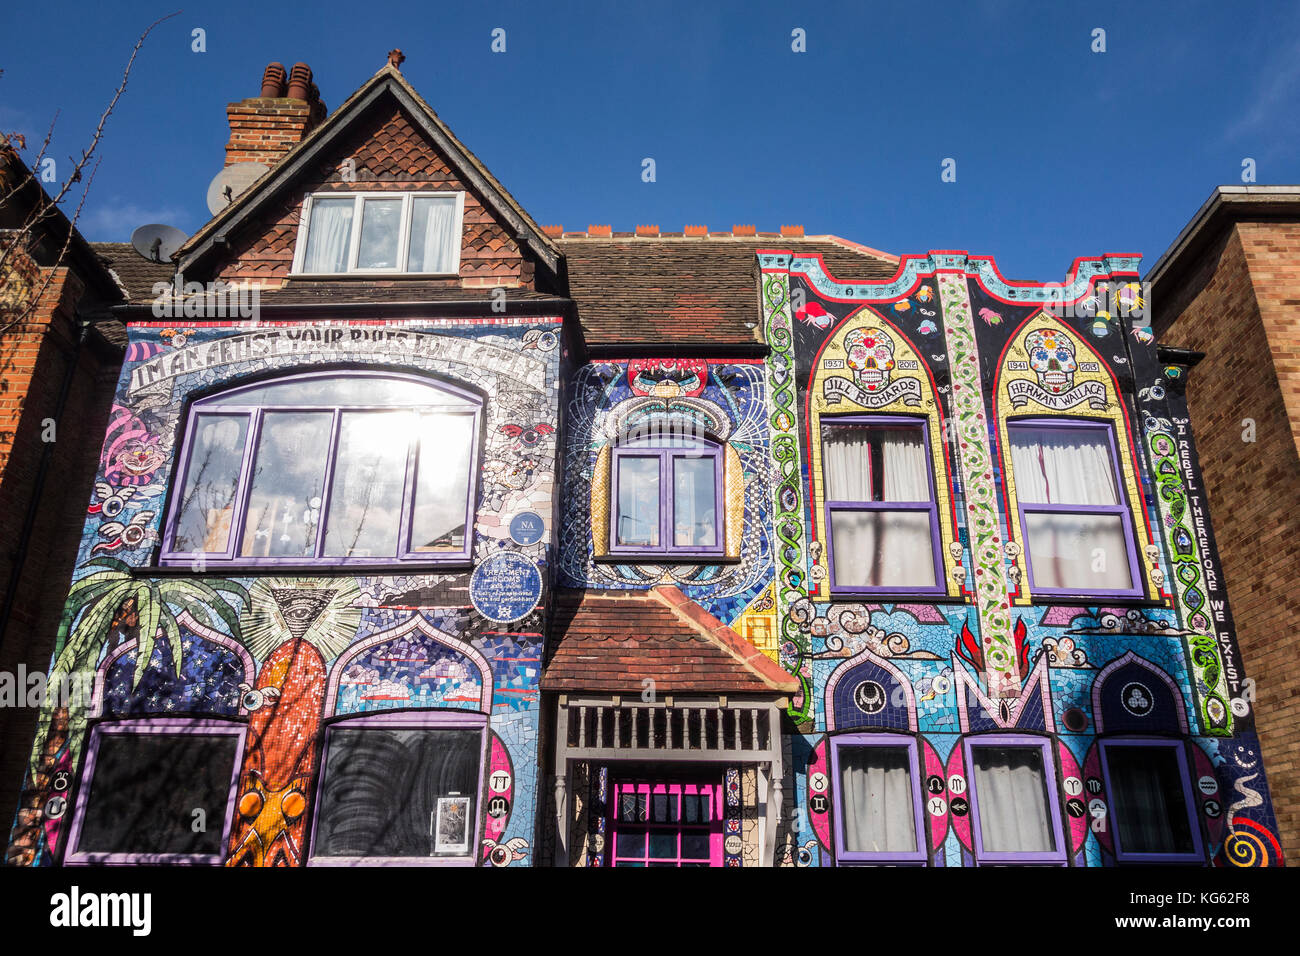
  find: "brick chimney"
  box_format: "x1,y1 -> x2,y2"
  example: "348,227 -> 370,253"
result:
224,62 -> 327,168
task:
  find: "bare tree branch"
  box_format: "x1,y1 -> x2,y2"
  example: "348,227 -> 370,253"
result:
0,11 -> 180,333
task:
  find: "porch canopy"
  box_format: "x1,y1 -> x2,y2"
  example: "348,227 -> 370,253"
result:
542,586 -> 797,865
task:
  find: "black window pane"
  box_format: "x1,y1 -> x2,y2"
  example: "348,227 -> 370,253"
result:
681,831 -> 711,859
652,792 -> 669,822
647,831 -> 677,859
682,794 -> 699,823
76,732 -> 238,856
615,829 -> 645,858
312,728 -> 479,858
1108,746 -> 1195,855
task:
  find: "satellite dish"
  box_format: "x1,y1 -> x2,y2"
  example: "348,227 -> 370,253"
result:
206,161 -> 269,215
130,223 -> 190,263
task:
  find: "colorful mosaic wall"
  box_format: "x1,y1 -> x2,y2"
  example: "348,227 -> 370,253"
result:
6,317 -> 563,867
557,358 -> 780,650
760,250 -> 1284,867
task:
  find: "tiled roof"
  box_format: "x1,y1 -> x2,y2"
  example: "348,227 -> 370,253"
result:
542,586 -> 797,695
91,242 -> 174,301
558,233 -> 898,348
252,282 -> 564,305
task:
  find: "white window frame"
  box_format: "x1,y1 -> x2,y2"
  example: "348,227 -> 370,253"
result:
291,191 -> 466,276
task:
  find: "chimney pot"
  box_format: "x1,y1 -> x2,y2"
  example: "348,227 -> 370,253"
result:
287,63 -> 313,100
732,224 -> 756,236
780,224 -> 804,237
684,224 -> 707,236
225,62 -> 322,168
588,224 -> 611,237
635,225 -> 659,237
260,62 -> 287,98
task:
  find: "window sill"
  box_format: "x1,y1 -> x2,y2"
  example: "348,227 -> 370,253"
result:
1025,594 -> 1168,608
596,553 -> 739,566
286,271 -> 460,281
308,855 -> 478,867
146,561 -> 474,577
828,590 -> 958,604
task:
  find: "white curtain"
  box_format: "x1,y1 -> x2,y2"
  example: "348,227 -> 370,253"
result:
1009,428 -> 1130,590
971,747 -> 1055,853
1008,428 -> 1118,505
824,426 -> 934,587
881,428 -> 929,501
303,199 -> 354,273
823,428 -> 872,501
673,457 -> 716,547
413,197 -> 459,273
839,747 -> 916,854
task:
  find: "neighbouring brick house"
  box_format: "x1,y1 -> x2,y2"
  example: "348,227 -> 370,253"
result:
0,145 -> 173,823
2,59 -> 1285,867
1145,185 -> 1300,862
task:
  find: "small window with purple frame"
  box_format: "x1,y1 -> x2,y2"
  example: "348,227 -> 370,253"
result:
830,733 -> 927,865
1006,420 -> 1141,596
610,424 -> 723,558
821,417 -> 941,593
965,737 -> 1066,865
1100,740 -> 1204,863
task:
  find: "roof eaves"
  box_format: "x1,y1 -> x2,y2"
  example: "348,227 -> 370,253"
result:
177,65 -> 560,277
1145,185 -> 1300,293
648,585 -> 798,693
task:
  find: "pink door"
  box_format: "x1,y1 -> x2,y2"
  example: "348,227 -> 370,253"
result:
609,778 -> 724,867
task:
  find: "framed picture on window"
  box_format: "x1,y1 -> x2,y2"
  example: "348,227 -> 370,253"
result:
434,795 -> 471,854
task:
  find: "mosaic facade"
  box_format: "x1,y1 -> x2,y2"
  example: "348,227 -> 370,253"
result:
759,250 -> 1283,866
7,317 -> 562,867
2,55 -> 1281,866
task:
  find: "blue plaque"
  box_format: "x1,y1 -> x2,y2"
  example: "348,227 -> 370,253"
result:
470,551 -> 543,624
509,511 -> 546,546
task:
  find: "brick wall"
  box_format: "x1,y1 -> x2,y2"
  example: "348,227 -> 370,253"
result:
1161,222 -> 1300,861
224,99 -> 315,167
0,256 -> 124,823
212,105 -> 532,291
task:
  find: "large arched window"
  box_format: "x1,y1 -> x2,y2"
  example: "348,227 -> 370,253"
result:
160,370 -> 481,567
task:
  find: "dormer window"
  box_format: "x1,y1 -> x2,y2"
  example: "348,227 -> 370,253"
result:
292,192 -> 465,275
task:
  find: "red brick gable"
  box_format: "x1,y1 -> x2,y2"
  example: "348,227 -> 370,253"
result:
208,102 -> 534,292
542,586 -> 797,695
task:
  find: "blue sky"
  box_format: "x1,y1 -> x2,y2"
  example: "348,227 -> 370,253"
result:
2,0 -> 1296,280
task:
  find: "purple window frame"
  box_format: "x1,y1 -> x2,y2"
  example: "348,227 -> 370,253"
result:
609,439 -> 725,558
1005,417 -> 1144,599
963,734 -> 1067,865
1098,737 -> 1206,865
62,717 -> 247,865
159,369 -> 482,568
829,732 -> 928,865
306,710 -> 489,867
821,415 -> 945,597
